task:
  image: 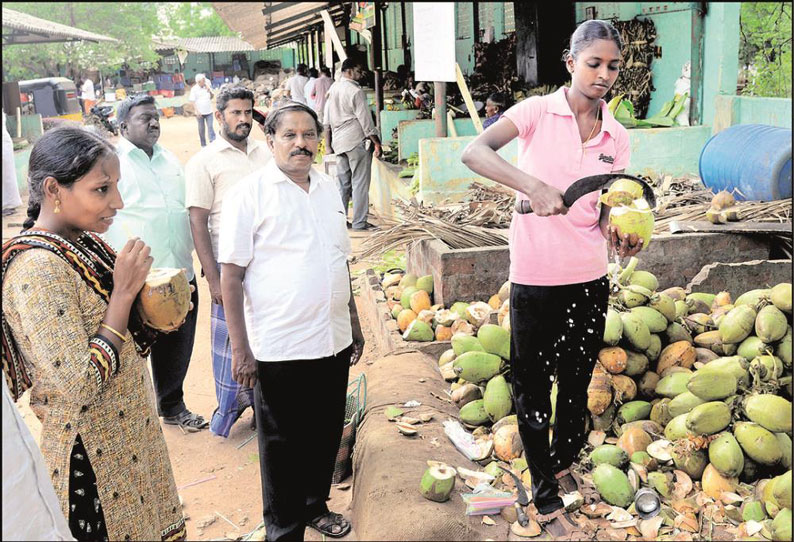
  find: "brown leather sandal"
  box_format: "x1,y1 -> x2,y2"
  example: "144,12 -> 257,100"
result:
535,507 -> 586,540
556,467 -> 598,502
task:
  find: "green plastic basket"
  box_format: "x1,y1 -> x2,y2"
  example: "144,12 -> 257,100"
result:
332,373 -> 367,484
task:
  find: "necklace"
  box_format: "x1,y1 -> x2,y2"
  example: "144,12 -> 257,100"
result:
581,105 -> 601,151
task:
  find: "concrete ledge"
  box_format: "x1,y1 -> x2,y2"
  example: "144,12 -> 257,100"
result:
358,269 -> 451,359
687,259 -> 793,294
713,95 -> 793,134
406,232 -> 773,304
398,118 -> 479,161
380,110 -> 420,144
369,158 -> 413,219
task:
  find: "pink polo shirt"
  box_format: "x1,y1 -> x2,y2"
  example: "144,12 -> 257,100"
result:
502,86 -> 630,286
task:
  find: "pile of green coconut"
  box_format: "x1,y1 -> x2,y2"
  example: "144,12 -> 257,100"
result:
422,258 -> 791,540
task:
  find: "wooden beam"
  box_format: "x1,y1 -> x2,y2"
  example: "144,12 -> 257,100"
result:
265,5 -> 329,31
455,63 -> 483,133
669,221 -> 793,235
320,9 -> 347,62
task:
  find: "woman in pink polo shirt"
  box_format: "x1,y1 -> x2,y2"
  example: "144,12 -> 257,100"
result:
462,20 -> 642,538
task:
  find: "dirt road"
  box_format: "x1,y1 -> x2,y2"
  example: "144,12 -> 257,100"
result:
3,113 -> 383,541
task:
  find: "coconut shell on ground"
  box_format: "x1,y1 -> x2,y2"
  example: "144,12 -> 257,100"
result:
136,268 -> 191,332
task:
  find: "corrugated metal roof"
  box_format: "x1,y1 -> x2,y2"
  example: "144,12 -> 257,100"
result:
212,2 -> 345,50
2,7 -> 118,44
152,36 -> 256,53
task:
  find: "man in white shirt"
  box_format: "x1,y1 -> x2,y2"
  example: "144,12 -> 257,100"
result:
311,67 -> 333,124
219,102 -> 364,541
80,77 -> 96,115
323,58 -> 381,230
189,73 -> 216,147
186,85 -> 272,438
2,109 -> 22,215
303,67 -> 318,111
286,64 -> 309,105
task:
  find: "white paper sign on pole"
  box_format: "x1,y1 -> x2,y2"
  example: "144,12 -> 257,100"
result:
413,3 -> 456,82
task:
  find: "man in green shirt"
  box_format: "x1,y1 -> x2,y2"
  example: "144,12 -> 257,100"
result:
104,95 -> 207,432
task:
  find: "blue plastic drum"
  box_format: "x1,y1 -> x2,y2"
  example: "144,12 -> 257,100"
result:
699,124 -> 792,201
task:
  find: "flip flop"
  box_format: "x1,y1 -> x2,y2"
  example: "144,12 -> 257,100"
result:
307,511 -> 351,538
163,409 -> 209,432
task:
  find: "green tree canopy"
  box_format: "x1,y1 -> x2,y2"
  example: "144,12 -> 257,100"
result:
2,2 -> 163,81
739,2 -> 792,97
164,2 -> 237,38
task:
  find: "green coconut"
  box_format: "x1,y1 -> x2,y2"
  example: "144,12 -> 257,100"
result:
734,422 -> 783,466
483,375 -> 512,422
655,371 -> 693,398
777,327 -> 792,368
687,370 -> 737,401
590,444 -> 629,468
648,471 -> 674,498
484,462 -> 505,479
709,432 -> 745,478
438,349 -> 456,366
459,399 -> 490,426
420,464 -> 456,502
616,401 -> 652,425
391,304 -> 403,319
609,199 -> 654,250
685,401 -> 732,435
776,433 -> 792,470
741,501 -> 767,522
744,394 -> 792,433
592,464 -> 635,507
399,273 -> 418,288
734,288 -> 771,308
620,285 -> 653,308
621,311 -> 652,351
451,334 -> 484,356
630,306 -> 668,333
477,324 -> 510,360
416,275 -> 434,294
701,356 -> 750,388
738,336 -> 771,361
645,335 -> 662,363
400,286 -> 418,309
649,293 -> 677,322
771,507 -> 791,542
603,309 -> 623,346
664,413 -> 694,441
630,270 -> 659,292
403,319 -> 434,342
770,283 -> 792,313
668,391 -> 706,417
452,351 -> 503,383
719,304 -> 757,344
756,305 -> 789,343
773,470 -> 792,510
650,398 -> 674,427
671,447 -> 708,479
666,322 -> 694,344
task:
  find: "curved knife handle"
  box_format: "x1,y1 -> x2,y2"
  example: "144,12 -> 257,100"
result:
514,199 -> 533,214
515,502 -> 529,527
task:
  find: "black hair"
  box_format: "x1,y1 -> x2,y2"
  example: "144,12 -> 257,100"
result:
263,100 -> 322,136
308,67 -> 319,79
23,127 -> 116,230
564,19 -> 623,62
216,85 -> 255,113
487,92 -> 508,110
296,63 -> 308,76
116,94 -> 156,125
341,57 -> 364,72
320,67 -> 332,77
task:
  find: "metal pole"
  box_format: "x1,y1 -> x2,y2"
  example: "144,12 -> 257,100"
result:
372,3 -> 383,133
400,1 -> 408,67
434,82 -> 447,137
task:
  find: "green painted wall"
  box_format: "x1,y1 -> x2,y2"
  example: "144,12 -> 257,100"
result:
417,136 -> 518,205
13,147 -> 32,193
626,125 -> 712,177
713,95 -> 793,133
380,110 -> 421,144
398,118 -> 481,161
369,159 -> 414,218
701,3 -> 741,126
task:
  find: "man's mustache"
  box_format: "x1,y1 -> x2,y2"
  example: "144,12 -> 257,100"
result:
290,148 -> 313,156
235,123 -> 251,131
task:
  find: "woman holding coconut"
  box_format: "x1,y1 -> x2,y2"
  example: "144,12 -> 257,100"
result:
462,20 -> 643,539
2,127 -> 187,541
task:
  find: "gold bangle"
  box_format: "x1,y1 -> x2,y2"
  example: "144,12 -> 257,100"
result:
100,323 -> 128,343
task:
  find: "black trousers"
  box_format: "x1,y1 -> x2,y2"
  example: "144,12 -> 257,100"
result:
509,277 -> 608,514
254,346 -> 351,542
150,277 -> 199,417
